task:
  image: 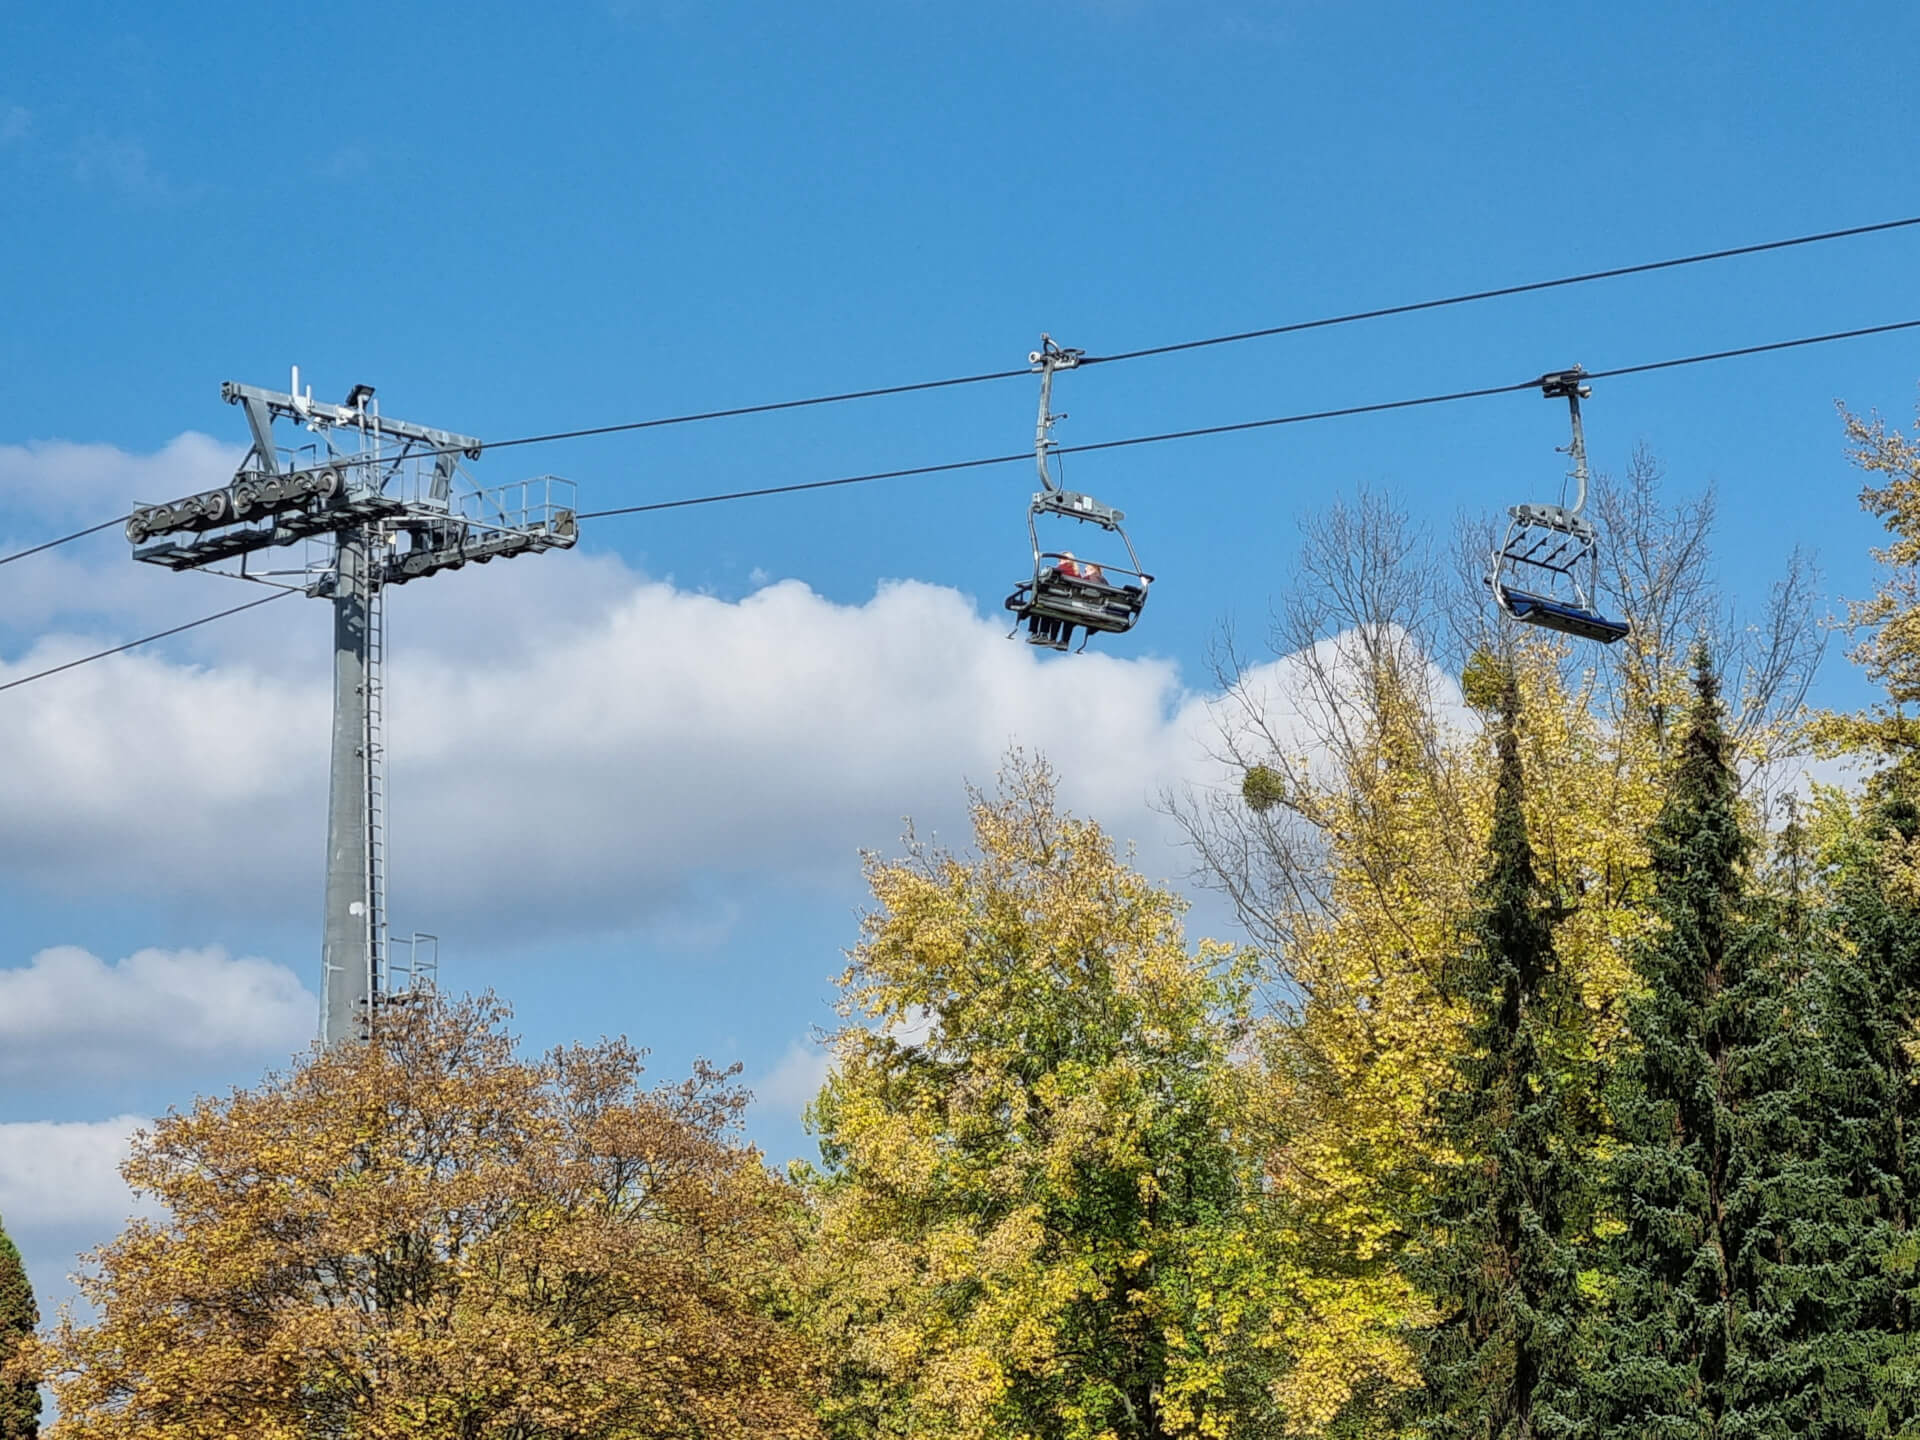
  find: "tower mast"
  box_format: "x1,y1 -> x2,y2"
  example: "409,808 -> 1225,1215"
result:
126,370 -> 578,1044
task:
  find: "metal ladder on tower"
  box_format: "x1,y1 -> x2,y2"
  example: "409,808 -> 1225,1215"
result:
363,563 -> 388,1008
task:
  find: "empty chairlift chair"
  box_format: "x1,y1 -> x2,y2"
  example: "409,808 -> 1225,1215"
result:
1486,367 -> 1630,645
1004,336 -> 1153,652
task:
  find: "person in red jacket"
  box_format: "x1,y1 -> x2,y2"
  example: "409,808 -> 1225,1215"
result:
1055,552 -> 1106,585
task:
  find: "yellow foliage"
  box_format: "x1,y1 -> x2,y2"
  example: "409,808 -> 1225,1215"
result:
1235,636 -> 1666,1436
1814,399 -> 1920,757
800,756 -> 1290,1439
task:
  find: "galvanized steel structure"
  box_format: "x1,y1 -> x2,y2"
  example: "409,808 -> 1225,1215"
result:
128,370 -> 577,1045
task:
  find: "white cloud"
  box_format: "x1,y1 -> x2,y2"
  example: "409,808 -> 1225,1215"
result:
0,635 -> 328,899
0,564 -> 1242,935
0,434 -> 1342,941
0,1116 -> 154,1229
0,432 -> 242,521
388,575 -> 1209,907
0,946 -> 315,1083
754,1037 -> 833,1118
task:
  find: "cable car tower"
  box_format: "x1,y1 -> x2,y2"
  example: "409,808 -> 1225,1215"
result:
1003,336 -> 1152,652
1487,367 -> 1630,644
126,369 -> 578,1046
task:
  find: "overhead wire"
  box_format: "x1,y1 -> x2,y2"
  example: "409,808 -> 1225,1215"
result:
575,318 -> 1920,520
2,212 -> 1918,566
1079,214 -> 1920,366
485,214 -> 1920,450
482,365 -> 1034,450
0,513 -> 130,569
1583,319 -> 1920,380
2,314 -> 1917,696
0,590 -> 294,695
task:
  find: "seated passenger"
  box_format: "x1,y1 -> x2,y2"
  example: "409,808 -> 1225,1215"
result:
1054,552 -> 1106,585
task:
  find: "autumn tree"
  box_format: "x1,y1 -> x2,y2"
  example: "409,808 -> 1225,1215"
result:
22,996 -> 818,1440
1166,472 -> 1814,1435
1407,673 -> 1595,1440
801,756 -> 1288,1440
1817,397 -> 1920,761
1172,492 -> 1671,1434
1584,447 -> 1820,765
0,1214 -> 38,1439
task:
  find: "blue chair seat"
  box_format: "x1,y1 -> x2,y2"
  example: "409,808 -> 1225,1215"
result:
1495,584 -> 1629,644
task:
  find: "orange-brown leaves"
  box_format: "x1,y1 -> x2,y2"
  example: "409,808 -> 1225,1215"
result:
22,996 -> 819,1440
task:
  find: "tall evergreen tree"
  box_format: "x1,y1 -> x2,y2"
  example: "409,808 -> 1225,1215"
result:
1803,394 -> 1920,1434
0,1213 -> 39,1439
1410,672 -> 1594,1440
1589,650 -> 1801,1439
1715,807 -> 1857,1439
1800,770 -> 1920,1435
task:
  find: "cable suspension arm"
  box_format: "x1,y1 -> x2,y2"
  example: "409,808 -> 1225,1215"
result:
1031,336 -> 1084,493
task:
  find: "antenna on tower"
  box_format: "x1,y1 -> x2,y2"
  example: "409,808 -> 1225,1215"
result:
290,365 -> 315,426
125,369 -> 579,1045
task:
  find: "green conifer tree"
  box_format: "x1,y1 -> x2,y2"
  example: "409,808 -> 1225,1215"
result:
1801,773 -> 1920,1435
1715,807 -> 1853,1439
1801,401 -> 1920,1433
1589,650 -> 1797,1440
0,1213 -> 39,1439
1410,673 -> 1594,1439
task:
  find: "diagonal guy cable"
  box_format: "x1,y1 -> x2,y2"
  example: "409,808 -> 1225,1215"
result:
0,590 -> 294,695
0,513 -> 130,569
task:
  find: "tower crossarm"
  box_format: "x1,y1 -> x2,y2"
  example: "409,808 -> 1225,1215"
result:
383,477 -> 579,586
132,495 -> 409,569
220,381 -> 482,460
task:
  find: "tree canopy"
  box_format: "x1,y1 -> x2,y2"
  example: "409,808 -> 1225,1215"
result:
26,398 -> 1920,1440
801,756 -> 1290,1440
23,997 -> 818,1440
0,1213 -> 39,1440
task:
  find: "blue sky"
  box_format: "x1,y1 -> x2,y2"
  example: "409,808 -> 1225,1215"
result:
3,0 -> 1919,1316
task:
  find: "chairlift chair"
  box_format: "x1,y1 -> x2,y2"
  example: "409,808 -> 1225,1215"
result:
1003,336 -> 1153,652
1486,368 -> 1630,645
